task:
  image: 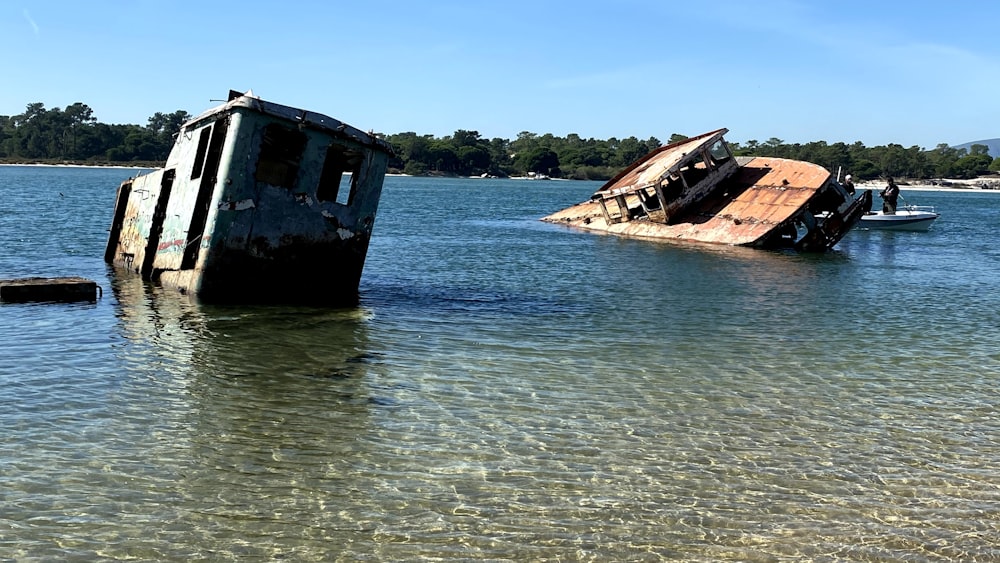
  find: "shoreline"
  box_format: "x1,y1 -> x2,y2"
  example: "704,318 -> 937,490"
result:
0,162 -> 154,170
856,180 -> 1000,193
4,163 -> 998,191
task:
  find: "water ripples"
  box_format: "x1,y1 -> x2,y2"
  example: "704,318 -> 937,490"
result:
3,170 -> 1000,559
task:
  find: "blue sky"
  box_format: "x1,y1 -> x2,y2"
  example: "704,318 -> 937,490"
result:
3,1 -> 998,149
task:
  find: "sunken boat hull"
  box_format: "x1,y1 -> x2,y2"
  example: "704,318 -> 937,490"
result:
542,129 -> 870,252
105,90 -> 394,305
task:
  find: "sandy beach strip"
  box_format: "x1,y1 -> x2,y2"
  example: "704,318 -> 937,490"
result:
856,179 -> 1000,193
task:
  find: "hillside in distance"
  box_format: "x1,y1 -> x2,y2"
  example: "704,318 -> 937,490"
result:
954,138 -> 1000,157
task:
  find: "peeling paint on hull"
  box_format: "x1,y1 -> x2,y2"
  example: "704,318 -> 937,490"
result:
105,90 -> 394,305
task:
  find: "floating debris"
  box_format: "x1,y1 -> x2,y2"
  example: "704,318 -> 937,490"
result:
0,277 -> 100,303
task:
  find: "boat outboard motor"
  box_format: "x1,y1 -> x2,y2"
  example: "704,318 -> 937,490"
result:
861,190 -> 874,214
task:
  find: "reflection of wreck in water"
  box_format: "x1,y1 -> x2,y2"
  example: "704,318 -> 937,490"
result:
542,129 -> 871,252
109,274 -> 377,478
105,90 -> 394,305
110,274 -> 375,383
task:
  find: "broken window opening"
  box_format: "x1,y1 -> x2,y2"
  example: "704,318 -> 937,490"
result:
662,177 -> 684,200
708,140 -> 733,167
598,196 -> 625,224
639,187 -> 661,210
255,123 -> 307,189
680,164 -> 711,187
317,146 -> 364,205
191,126 -> 212,180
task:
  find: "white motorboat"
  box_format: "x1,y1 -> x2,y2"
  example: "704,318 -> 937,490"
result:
858,205 -> 940,231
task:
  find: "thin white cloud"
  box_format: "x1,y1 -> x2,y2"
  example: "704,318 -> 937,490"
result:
23,9 -> 39,35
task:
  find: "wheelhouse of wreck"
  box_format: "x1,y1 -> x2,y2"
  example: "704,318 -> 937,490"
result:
594,130 -> 737,226
105,90 -> 395,304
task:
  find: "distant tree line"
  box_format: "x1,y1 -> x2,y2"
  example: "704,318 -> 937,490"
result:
386,130 -> 1000,181
385,130 -> 672,180
0,102 -> 190,166
728,137 -> 997,182
2,102 -> 998,181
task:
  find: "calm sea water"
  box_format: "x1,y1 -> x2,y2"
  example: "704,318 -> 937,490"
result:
2,165 -> 999,561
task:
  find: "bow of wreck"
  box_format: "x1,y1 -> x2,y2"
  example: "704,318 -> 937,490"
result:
542,128 -> 870,252
105,90 -> 395,305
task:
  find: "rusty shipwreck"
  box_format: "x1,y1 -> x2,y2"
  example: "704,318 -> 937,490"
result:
105,90 -> 394,305
542,129 -> 871,251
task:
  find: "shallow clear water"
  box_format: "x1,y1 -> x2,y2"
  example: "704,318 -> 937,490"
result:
2,166 -> 999,560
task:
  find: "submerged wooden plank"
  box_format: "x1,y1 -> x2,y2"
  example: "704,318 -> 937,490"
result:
0,277 -> 100,303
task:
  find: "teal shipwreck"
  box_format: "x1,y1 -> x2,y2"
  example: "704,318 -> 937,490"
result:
105,90 -> 394,305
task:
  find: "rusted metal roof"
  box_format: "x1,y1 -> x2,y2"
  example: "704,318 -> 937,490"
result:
704,157 -> 830,224
599,129 -> 727,195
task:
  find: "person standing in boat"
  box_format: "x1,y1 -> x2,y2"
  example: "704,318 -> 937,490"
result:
843,174 -> 856,195
881,177 -> 900,214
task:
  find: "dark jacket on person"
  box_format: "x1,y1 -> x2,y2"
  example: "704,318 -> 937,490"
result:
881,179 -> 900,213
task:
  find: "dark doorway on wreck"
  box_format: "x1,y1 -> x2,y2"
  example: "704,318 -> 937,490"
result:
140,169 -> 176,279
182,117 -> 229,270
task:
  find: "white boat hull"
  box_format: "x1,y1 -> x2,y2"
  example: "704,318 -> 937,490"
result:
859,206 -> 939,231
